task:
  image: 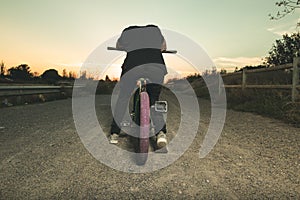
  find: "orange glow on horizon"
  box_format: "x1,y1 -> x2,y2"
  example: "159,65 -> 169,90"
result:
100,54 -> 199,81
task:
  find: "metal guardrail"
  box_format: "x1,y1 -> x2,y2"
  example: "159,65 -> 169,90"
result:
0,85 -> 73,97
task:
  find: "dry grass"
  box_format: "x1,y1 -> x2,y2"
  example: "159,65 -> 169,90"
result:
188,70 -> 300,126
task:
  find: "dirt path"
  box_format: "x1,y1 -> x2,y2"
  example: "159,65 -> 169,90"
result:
0,94 -> 299,199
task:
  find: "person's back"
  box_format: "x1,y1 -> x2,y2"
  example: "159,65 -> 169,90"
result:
117,25 -> 167,76
109,24 -> 168,148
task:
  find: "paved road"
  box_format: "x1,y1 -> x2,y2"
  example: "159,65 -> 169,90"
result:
0,95 -> 299,199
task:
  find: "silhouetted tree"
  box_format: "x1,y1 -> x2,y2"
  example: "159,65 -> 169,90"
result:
237,65 -> 267,72
186,73 -> 201,83
202,67 -> 218,77
0,61 -> 6,76
265,32 -> 300,66
62,69 -> 68,78
8,64 -> 33,80
80,70 -> 87,80
105,75 -> 111,82
68,71 -> 76,80
220,69 -> 227,74
41,69 -> 61,83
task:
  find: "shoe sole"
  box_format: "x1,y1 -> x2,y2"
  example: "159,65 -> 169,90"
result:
110,140 -> 118,144
157,138 -> 167,148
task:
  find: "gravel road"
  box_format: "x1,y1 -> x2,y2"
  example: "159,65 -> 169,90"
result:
0,93 -> 299,199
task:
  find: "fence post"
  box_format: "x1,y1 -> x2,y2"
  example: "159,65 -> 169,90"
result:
242,68 -> 247,90
292,57 -> 299,103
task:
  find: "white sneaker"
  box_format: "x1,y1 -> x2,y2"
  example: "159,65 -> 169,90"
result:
110,133 -> 119,144
157,131 -> 167,148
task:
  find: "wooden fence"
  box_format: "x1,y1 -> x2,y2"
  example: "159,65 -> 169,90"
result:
220,57 -> 300,102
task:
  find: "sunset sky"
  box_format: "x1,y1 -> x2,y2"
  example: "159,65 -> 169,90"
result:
0,0 -> 299,79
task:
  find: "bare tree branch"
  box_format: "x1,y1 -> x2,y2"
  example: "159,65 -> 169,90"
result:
270,0 -> 300,21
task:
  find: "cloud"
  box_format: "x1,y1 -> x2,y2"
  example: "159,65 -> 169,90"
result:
213,57 -> 263,70
267,18 -> 300,36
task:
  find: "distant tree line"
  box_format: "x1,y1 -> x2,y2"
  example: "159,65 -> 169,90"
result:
0,63 -> 77,84
0,62 -> 117,85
